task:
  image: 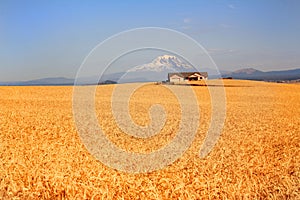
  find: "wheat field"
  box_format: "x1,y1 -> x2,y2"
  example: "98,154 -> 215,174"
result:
0,80 -> 299,199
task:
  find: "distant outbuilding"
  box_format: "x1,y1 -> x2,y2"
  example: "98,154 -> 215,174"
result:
168,72 -> 208,83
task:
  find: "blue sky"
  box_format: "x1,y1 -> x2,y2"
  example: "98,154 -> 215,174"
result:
1,0 -> 300,81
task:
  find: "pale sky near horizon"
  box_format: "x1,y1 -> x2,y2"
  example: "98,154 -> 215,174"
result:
1,0 -> 300,81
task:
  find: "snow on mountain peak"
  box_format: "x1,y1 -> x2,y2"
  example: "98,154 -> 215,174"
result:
128,55 -> 193,72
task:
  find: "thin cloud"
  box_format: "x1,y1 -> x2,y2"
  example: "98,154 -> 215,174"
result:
228,4 -> 236,9
183,18 -> 192,24
207,48 -> 237,55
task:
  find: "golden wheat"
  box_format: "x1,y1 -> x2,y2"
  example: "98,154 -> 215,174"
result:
0,80 -> 299,199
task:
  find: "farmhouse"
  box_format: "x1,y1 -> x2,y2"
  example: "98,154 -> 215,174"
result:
168,72 -> 208,83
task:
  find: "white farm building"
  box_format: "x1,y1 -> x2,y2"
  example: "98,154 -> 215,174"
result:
168,72 -> 208,83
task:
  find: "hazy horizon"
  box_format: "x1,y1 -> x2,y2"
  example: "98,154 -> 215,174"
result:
1,0 -> 300,82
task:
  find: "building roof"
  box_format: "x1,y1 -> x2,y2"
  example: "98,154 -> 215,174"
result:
168,72 -> 208,79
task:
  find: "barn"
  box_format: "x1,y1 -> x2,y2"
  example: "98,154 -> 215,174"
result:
168,72 -> 208,83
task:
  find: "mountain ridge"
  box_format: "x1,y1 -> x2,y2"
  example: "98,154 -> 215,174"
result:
223,68 -> 300,81
0,77 -> 74,86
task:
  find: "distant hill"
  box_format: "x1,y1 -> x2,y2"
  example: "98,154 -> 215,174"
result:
0,77 -> 74,86
222,68 -> 300,81
98,80 -> 117,85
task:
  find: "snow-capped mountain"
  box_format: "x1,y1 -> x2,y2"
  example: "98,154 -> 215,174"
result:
128,55 -> 193,72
